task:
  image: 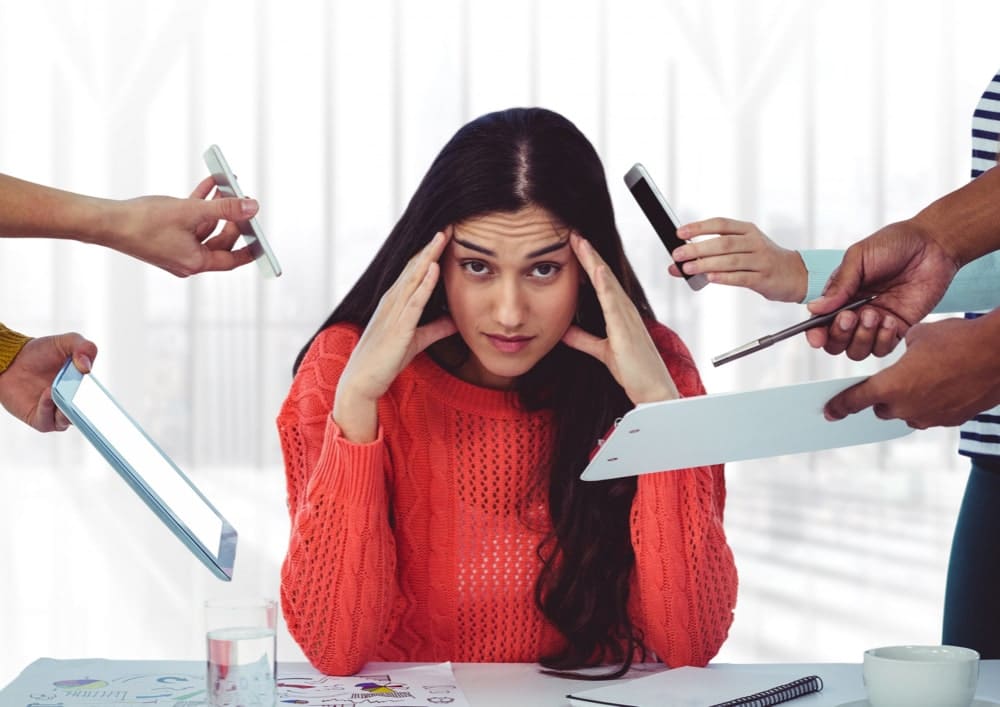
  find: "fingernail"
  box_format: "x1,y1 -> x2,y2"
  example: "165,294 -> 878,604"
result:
861,310 -> 877,328
76,354 -> 92,372
674,247 -> 687,261
839,316 -> 853,332
241,199 -> 259,216
881,316 -> 895,331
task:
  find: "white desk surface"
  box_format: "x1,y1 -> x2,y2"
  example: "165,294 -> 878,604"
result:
370,660 -> 1000,706
5,659 -> 1000,706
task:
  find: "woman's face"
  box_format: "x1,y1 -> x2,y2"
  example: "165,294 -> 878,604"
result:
441,204 -> 582,389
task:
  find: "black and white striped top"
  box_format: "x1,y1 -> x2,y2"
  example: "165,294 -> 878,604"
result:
958,70 -> 1000,459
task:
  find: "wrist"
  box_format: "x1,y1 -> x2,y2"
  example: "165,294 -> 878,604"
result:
784,250 -> 808,303
80,197 -> 130,250
910,167 -> 1000,268
332,383 -> 380,444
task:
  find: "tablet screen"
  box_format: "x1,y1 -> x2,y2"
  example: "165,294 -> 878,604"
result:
53,360 -> 236,580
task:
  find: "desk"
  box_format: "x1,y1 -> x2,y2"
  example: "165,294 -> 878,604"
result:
3,659 -> 999,706
452,661 -> 1000,706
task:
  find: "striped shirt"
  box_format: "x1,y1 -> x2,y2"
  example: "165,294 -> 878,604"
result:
958,70 -> 1000,459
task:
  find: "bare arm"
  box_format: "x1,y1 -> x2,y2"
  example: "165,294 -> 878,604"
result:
0,173 -> 259,276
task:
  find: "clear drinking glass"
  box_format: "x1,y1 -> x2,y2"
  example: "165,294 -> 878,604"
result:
204,598 -> 277,707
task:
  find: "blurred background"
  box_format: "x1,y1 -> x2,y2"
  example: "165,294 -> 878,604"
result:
1,0 -> 996,685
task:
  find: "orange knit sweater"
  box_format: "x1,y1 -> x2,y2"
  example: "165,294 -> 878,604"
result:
278,321 -> 737,676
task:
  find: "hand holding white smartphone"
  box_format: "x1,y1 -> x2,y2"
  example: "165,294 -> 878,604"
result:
624,163 -> 707,291
203,144 -> 282,278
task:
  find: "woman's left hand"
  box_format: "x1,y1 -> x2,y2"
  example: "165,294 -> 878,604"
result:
561,233 -> 680,405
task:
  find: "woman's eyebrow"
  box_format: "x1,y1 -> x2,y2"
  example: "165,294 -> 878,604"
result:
453,237 -> 495,256
452,237 -> 570,259
526,240 -> 569,258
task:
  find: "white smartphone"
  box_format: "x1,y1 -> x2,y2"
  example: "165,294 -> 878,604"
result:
203,144 -> 282,278
52,359 -> 238,581
624,163 -> 707,291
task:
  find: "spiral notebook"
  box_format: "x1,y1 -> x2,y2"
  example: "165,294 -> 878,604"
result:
566,666 -> 823,707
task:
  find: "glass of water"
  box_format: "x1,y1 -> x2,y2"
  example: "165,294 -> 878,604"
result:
204,598 -> 277,707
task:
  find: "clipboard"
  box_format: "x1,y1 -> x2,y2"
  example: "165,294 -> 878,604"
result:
51,359 -> 238,580
581,376 -> 912,481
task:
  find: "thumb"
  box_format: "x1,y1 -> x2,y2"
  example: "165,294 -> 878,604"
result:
807,252 -> 863,316
823,377 -> 878,421
208,196 -> 259,222
51,332 -> 97,373
561,325 -> 605,364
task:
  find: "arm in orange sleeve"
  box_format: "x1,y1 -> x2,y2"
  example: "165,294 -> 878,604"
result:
628,325 -> 738,666
277,329 -> 400,675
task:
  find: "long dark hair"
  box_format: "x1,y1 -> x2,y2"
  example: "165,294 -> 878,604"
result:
295,108 -> 656,677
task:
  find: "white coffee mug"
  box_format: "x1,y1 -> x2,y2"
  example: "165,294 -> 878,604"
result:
863,645 -> 979,707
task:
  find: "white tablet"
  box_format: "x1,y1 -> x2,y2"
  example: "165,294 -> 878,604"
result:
581,377 -> 913,481
52,359 -> 237,580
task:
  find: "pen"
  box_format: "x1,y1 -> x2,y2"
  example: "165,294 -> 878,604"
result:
711,295 -> 877,367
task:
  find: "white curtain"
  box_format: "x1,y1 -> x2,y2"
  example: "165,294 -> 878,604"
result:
1,0 -> 995,684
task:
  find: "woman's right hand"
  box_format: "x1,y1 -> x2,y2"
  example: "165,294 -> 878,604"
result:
668,217 -> 807,303
333,231 -> 457,443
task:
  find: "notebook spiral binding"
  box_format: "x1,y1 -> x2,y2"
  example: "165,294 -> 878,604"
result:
710,675 -> 824,707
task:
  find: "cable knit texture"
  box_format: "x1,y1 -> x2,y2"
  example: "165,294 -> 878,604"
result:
278,321 -> 737,675
0,324 -> 30,373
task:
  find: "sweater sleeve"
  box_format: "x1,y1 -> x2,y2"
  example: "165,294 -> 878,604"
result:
629,323 -> 738,667
0,323 -> 30,373
277,327 -> 400,675
799,248 -> 1000,313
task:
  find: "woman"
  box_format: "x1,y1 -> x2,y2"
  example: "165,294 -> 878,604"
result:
278,108 -> 737,677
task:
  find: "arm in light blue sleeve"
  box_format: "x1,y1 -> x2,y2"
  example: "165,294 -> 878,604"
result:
798,249 -> 1000,314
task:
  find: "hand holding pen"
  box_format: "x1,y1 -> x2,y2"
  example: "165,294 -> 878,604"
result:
713,296 -> 877,367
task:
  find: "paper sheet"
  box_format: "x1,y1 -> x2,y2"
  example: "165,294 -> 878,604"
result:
0,658 -> 471,707
581,376 -> 912,480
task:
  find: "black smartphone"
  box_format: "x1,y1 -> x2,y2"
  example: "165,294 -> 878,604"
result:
624,163 -> 707,291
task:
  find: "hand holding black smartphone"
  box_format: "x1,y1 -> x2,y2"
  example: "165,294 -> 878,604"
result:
624,163 -> 707,291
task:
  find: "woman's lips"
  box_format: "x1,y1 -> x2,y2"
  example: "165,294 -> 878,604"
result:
486,334 -> 533,353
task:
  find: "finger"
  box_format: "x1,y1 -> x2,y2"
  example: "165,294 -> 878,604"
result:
844,307 -> 881,361
824,378 -> 881,421
676,217 -> 755,239
51,333 -> 97,373
54,408 -> 72,431
414,315 -> 459,352
395,232 -> 449,299
196,246 -> 255,273
190,176 -> 217,200
805,326 -> 829,349
821,310 -> 860,356
700,271 -> 763,289
571,235 -> 632,323
203,196 -> 259,223
32,388 -> 60,433
561,324 -> 606,364
204,221 -> 243,251
871,316 -> 901,358
571,233 -> 618,292
667,263 -> 683,278
807,250 -> 862,316
682,252 -> 761,276
674,234 -> 760,264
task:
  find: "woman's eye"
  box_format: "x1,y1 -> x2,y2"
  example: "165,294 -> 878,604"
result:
461,260 -> 490,275
531,263 -> 560,278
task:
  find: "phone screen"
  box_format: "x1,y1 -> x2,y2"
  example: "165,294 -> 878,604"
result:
628,177 -> 686,253
624,164 -> 707,291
